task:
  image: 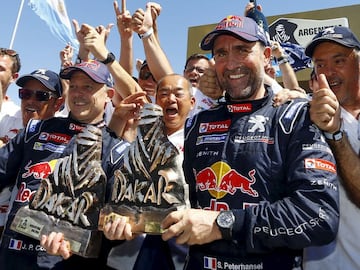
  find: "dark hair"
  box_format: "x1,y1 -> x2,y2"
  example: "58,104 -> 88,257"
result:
184,53 -> 209,70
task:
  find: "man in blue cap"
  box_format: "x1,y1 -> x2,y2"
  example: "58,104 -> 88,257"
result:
0,69 -> 64,237
159,15 -> 339,270
303,26 -> 360,270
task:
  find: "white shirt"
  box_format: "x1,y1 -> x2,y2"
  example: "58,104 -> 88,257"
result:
188,87 -> 219,118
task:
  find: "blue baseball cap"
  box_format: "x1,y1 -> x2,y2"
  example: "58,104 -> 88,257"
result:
60,60 -> 114,87
200,15 -> 269,51
16,69 -> 63,96
305,26 -> 360,57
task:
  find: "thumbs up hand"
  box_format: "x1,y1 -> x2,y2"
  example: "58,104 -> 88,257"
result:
309,74 -> 341,133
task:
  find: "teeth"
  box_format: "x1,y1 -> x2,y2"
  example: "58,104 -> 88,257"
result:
75,101 -> 86,105
26,108 -> 36,112
229,74 -> 244,79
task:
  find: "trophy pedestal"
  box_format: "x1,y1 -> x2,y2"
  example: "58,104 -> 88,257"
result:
11,206 -> 102,258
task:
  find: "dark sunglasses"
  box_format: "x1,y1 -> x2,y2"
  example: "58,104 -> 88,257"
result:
139,70 -> 156,82
19,88 -> 56,102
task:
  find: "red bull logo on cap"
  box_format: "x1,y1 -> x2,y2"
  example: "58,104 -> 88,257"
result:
196,161 -> 258,199
216,15 -> 244,30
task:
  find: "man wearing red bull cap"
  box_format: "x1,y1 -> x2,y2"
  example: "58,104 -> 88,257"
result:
160,15 -> 339,269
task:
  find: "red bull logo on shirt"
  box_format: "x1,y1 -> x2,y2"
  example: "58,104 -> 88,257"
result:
22,160 -> 57,180
196,161 -> 258,199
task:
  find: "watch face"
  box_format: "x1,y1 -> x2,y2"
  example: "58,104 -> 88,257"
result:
218,211 -> 234,229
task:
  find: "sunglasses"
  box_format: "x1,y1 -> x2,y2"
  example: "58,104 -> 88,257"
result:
139,70 -> 156,82
19,88 -> 56,102
0,48 -> 21,73
0,48 -> 18,57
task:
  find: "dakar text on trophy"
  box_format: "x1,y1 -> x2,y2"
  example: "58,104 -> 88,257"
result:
99,103 -> 190,234
11,125 -> 106,258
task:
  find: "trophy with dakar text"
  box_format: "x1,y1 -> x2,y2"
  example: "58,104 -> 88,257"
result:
11,125 -> 106,258
98,103 -> 190,234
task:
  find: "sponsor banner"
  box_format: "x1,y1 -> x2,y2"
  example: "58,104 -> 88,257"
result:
269,17 -> 349,47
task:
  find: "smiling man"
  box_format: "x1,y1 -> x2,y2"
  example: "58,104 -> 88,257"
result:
17,69 -> 64,126
158,15 -> 340,270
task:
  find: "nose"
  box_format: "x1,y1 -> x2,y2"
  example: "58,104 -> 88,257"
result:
223,51 -> 240,70
167,92 -> 177,102
322,64 -> 336,78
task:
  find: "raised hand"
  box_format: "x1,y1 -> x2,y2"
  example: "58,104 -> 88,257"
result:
309,74 -> 341,133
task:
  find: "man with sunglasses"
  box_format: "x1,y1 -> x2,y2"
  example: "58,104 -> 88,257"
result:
16,69 -> 64,127
0,69 -> 64,234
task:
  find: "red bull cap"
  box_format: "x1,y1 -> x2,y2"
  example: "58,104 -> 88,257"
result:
200,15 -> 269,51
60,60 -> 114,87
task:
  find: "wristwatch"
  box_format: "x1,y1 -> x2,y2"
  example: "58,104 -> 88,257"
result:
99,52 -> 115,65
216,210 -> 235,240
323,130 -> 343,141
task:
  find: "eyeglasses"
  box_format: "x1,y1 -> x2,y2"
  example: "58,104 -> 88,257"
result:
19,88 -> 56,102
139,70 -> 156,82
0,48 -> 21,73
184,66 -> 206,74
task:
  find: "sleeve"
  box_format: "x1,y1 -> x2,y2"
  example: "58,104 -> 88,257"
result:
0,129 -> 26,190
183,116 -> 199,208
236,102 -> 339,252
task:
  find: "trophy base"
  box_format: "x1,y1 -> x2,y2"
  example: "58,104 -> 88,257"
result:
98,204 -> 175,234
10,206 -> 102,258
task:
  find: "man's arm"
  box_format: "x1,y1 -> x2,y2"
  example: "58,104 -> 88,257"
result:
327,135 -> 360,207
132,3 -> 173,81
310,74 -> 360,207
114,0 -> 133,75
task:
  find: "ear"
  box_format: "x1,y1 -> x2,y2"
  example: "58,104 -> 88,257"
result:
190,96 -> 196,110
10,72 -> 19,83
263,46 -> 272,66
54,97 -> 65,111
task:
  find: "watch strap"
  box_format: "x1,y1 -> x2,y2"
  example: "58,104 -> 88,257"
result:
323,130 -> 343,141
138,28 -> 154,39
99,52 -> 115,65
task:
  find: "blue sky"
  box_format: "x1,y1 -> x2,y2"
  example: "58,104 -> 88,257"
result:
1,0 -> 359,105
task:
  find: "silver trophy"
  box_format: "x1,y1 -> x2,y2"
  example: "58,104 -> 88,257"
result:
11,125 -> 106,258
99,103 -> 190,234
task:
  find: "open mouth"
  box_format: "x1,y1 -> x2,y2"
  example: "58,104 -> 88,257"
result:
25,107 -> 37,113
165,107 -> 178,116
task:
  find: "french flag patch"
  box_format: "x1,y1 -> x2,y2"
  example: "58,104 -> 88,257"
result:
204,256 -> 217,270
9,239 -> 22,251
